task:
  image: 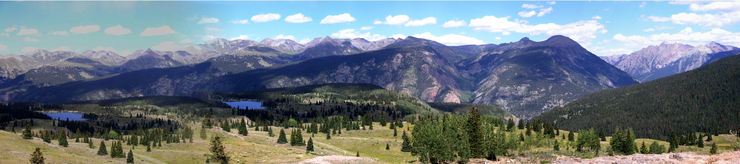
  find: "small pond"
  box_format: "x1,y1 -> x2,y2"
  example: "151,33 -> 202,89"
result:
224,101 -> 265,110
42,111 -> 87,121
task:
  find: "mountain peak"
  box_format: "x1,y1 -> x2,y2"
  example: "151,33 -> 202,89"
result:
541,35 -> 580,47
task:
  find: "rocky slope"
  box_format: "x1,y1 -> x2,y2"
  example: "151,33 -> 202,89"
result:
605,42 -> 737,82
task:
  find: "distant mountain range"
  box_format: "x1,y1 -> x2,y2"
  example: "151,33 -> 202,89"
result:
603,42 -> 738,82
538,55 -> 740,138
4,35 -> 639,118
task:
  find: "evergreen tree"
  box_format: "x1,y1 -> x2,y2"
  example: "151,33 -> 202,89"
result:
58,133 -> 68,147
698,136 -> 705,148
517,119 -> 525,129
112,141 -> 125,158
710,143 -> 718,154
649,141 -> 665,154
88,139 -> 95,149
277,129 -> 288,144
326,131 -> 331,140
554,140 -> 560,151
356,151 -> 359,157
209,136 -> 229,164
393,127 -> 398,137
97,141 -> 108,155
386,143 -> 390,150
30,147 -> 44,164
146,142 -> 151,152
22,125 -> 33,139
640,142 -> 648,154
220,120 -> 230,132
568,132 -> 575,141
401,131 -> 412,152
466,107 -> 482,157
126,149 -> 134,164
306,137 -> 314,152
706,134 -> 713,141
238,119 -> 248,136
268,127 -> 274,137
506,118 -> 515,131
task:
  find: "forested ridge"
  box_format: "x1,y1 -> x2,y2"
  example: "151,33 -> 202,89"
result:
538,55 -> 740,138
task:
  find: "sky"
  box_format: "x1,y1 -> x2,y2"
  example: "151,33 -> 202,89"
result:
1,1 -> 739,56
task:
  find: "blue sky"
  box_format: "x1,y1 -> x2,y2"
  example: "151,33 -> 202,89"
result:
1,1 -> 739,56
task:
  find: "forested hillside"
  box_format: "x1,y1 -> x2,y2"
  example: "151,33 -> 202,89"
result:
539,55 -> 740,138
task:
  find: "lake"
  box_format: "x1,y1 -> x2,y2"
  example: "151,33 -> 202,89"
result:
224,101 -> 265,110
42,111 -> 87,121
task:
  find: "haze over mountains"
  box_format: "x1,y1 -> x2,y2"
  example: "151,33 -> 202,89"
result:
1,35 -> 738,118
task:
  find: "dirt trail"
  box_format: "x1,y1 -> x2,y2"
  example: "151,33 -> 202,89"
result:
552,151 -> 740,164
299,155 -> 377,164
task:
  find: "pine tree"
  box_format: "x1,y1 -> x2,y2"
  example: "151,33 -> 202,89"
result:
698,136 -> 705,148
58,133 -> 68,147
88,139 -> 95,148
554,140 -> 560,151
710,143 -> 718,154
209,136 -> 229,164
466,107 -> 482,157
22,125 -> 33,139
97,141 -> 108,155
146,142 -> 151,152
649,141 -> 665,154
356,151 -> 360,157
506,118 -> 515,131
326,131 -> 331,140
568,132 -> 575,141
399,131 -> 412,152
517,119 -> 525,129
126,149 -> 134,164
277,129 -> 288,144
640,142 -> 648,154
306,137 -> 314,152
238,119 -> 248,136
706,133 -> 713,141
30,147 -> 44,164
268,127 -> 274,137
393,127 -> 398,137
386,143 -> 390,150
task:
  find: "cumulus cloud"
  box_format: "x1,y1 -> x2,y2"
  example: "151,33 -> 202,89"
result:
17,27 -> 39,36
70,24 -> 100,34
468,16 -> 606,45
140,26 -> 176,36
251,13 -> 281,23
360,26 -> 373,30
285,13 -> 312,23
518,3 -> 553,18
104,25 -> 131,36
688,1 -> 740,11
412,32 -> 485,46
330,29 -> 387,41
231,19 -> 249,24
442,20 -> 466,28
320,13 -> 356,24
197,17 -> 220,24
405,17 -> 437,27
376,15 -> 410,25
230,35 -> 249,40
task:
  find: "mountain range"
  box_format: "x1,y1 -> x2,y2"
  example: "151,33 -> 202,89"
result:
1,35 -> 738,118
603,42 -> 738,82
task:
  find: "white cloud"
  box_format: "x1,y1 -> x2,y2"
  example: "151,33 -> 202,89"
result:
17,27 -> 39,36
273,34 -> 296,40
405,17 -> 437,27
412,32 -> 485,46
251,13 -> 281,23
231,19 -> 249,24
285,13 -> 312,23
443,20 -> 466,28
688,1 -> 740,11
377,15 -> 410,25
522,4 -> 541,9
360,26 -> 373,30
197,17 -> 220,24
140,26 -> 176,36
469,16 -> 606,45
648,11 -> 740,27
518,11 -> 537,18
104,25 -> 131,36
70,24 -> 100,34
153,41 -> 190,51
330,29 -> 387,41
22,37 -> 38,42
613,27 -> 740,47
4,26 -> 17,33
320,13 -> 356,24
50,31 -> 69,36
230,35 -> 249,40
537,7 -> 553,17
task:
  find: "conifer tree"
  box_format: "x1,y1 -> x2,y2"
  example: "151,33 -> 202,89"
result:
58,133 -> 68,147
401,131 -> 412,152
649,141 -> 665,154
517,119 -> 525,129
568,132 -> 575,141
640,142 -> 648,154
326,131 -> 331,140
306,137 -> 314,152
554,140 -> 560,151
146,142 -> 151,152
356,151 -> 359,157
393,127 -> 398,137
268,127 -> 274,137
209,136 -> 229,164
30,147 -> 44,164
706,134 -> 713,141
466,107 -> 482,157
97,141 -> 108,155
126,149 -> 134,164
386,143 -> 390,150
698,137 -> 705,148
277,129 -> 288,144
23,125 -> 33,139
506,118 -> 515,131
710,143 -> 718,154
88,139 -> 95,149
238,119 -> 248,136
